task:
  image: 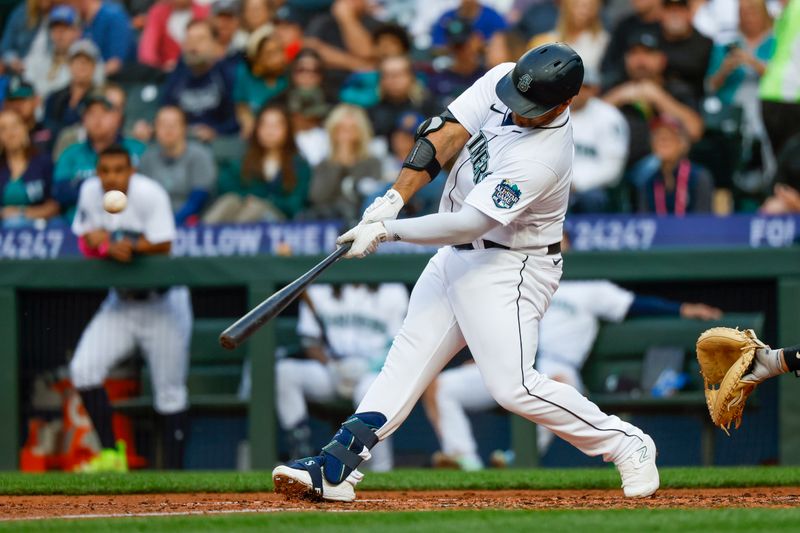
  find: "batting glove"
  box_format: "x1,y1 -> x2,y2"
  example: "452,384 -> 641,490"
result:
362,189 -> 404,224
337,222 -> 388,258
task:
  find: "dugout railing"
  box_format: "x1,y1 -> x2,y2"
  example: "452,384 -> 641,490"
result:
0,246 -> 798,469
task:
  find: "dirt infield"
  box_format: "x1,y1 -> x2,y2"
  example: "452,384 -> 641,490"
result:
4,487 -> 800,520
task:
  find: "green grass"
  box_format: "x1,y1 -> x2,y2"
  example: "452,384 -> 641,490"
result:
1,466 -> 799,496
5,509 -> 800,532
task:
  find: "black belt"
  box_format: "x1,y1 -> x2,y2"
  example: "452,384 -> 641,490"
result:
453,240 -> 561,255
116,288 -> 169,301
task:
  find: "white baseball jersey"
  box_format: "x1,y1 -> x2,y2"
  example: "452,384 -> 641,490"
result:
442,63 -> 573,249
69,172 -> 191,415
570,98 -> 629,192
72,173 -> 176,244
297,284 -> 409,366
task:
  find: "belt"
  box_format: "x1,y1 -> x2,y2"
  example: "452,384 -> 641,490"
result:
453,239 -> 561,255
116,288 -> 169,301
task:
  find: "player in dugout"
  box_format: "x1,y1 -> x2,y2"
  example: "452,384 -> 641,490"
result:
69,144 -> 191,472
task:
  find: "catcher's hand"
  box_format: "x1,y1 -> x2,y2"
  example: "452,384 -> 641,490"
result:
696,327 -> 767,434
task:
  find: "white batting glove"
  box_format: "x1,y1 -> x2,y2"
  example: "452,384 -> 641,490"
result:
336,222 -> 388,258
742,347 -> 787,384
362,189 -> 404,224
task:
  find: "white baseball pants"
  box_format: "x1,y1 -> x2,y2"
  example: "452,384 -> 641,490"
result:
357,246 -> 645,465
70,287 -> 192,414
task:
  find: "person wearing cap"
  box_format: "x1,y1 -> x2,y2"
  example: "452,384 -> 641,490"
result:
430,0 -> 507,49
569,69 -> 629,213
3,76 -> 52,153
603,29 -> 703,168
427,17 -> 486,111
632,115 -> 713,215
274,4 -> 306,62
24,6 -> 105,102
53,91 -> 146,219
161,19 -> 239,142
288,83 -> 331,167
529,0 -> 609,73
42,39 -> 102,146
0,0 -> 54,74
272,43 -> 661,503
210,0 -> 247,60
659,0 -> 713,103
600,0 -> 663,90
138,0 -> 211,71
234,24 -> 289,138
72,0 -> 134,76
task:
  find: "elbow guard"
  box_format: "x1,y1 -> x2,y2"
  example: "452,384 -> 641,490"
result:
402,109 -> 459,181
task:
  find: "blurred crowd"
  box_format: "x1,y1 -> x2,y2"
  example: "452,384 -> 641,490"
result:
0,0 -> 799,230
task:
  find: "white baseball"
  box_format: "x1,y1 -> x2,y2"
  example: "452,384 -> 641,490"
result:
103,190 -> 127,214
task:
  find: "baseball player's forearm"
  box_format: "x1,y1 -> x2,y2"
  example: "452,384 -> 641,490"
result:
383,204 -> 499,245
135,238 -> 171,256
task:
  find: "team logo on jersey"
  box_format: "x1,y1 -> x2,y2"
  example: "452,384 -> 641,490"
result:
492,179 -> 521,209
517,73 -> 533,93
467,132 -> 492,184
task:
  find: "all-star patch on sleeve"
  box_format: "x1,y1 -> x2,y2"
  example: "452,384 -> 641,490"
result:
463,158 -> 559,226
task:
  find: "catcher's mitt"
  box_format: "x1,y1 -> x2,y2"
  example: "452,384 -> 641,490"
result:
696,327 -> 767,434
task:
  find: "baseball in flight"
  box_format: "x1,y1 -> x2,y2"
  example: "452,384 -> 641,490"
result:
103,190 -> 127,214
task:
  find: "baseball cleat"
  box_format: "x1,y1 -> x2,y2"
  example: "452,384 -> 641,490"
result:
616,434 -> 659,498
272,463 -> 362,502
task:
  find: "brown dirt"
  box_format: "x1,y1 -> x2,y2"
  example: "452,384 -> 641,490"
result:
3,487 -> 800,521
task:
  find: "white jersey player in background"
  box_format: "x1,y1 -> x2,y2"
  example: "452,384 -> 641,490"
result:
426,278 -> 723,470
273,43 -> 661,501
276,283 -> 409,471
70,144 -> 192,472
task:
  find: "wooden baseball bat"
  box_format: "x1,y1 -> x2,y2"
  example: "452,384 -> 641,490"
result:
219,243 -> 352,350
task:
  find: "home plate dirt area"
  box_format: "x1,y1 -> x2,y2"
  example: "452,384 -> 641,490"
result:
4,487 -> 799,520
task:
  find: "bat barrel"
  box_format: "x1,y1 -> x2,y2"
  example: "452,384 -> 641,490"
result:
219,243 -> 351,350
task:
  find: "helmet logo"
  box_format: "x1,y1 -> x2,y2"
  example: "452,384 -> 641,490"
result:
517,73 -> 533,92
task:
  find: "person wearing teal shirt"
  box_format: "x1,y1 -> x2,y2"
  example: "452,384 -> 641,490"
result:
234,25 -> 289,138
53,94 -> 146,219
204,105 -> 311,223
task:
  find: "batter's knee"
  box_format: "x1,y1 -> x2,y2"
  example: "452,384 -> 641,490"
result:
69,352 -> 105,390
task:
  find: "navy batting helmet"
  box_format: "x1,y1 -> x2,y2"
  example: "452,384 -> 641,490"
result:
495,43 -> 584,119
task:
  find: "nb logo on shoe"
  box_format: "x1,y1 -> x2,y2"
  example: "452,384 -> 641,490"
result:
304,460 -> 315,466
636,446 -> 649,463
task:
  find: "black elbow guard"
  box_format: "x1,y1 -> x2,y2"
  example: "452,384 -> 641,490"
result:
403,137 -> 441,181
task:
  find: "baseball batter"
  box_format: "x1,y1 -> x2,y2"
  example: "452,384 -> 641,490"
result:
273,43 -> 660,501
429,280 -> 723,469
70,145 -> 191,472
276,283 -> 409,471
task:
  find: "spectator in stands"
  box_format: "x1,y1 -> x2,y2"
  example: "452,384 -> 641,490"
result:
603,30 -> 703,168
759,0 -> 800,160
161,19 -> 239,141
43,39 -> 100,145
530,0 -> 609,73
54,92 -> 146,217
430,0 -> 507,49
368,55 -> 439,141
339,23 -> 412,108
72,0 -> 135,76
139,106 -> 216,225
3,76 -> 51,152
211,0 -> 246,60
601,0 -> 663,90
428,18 -> 486,111
0,110 -> 58,227
204,104 -> 310,223
239,0 -> 271,35
273,4 -> 305,62
304,0 -> 381,87
52,81 -> 127,158
762,133 -> 800,214
235,24 -> 289,138
659,0 -> 713,103
1,0 -> 53,74
289,85 -> 331,167
513,0 -> 559,42
570,69 -> 629,213
276,282 -> 409,466
24,6 -> 105,102
633,115 -> 713,215
307,103 -> 382,222
484,29 -> 527,69
138,0 -> 210,71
